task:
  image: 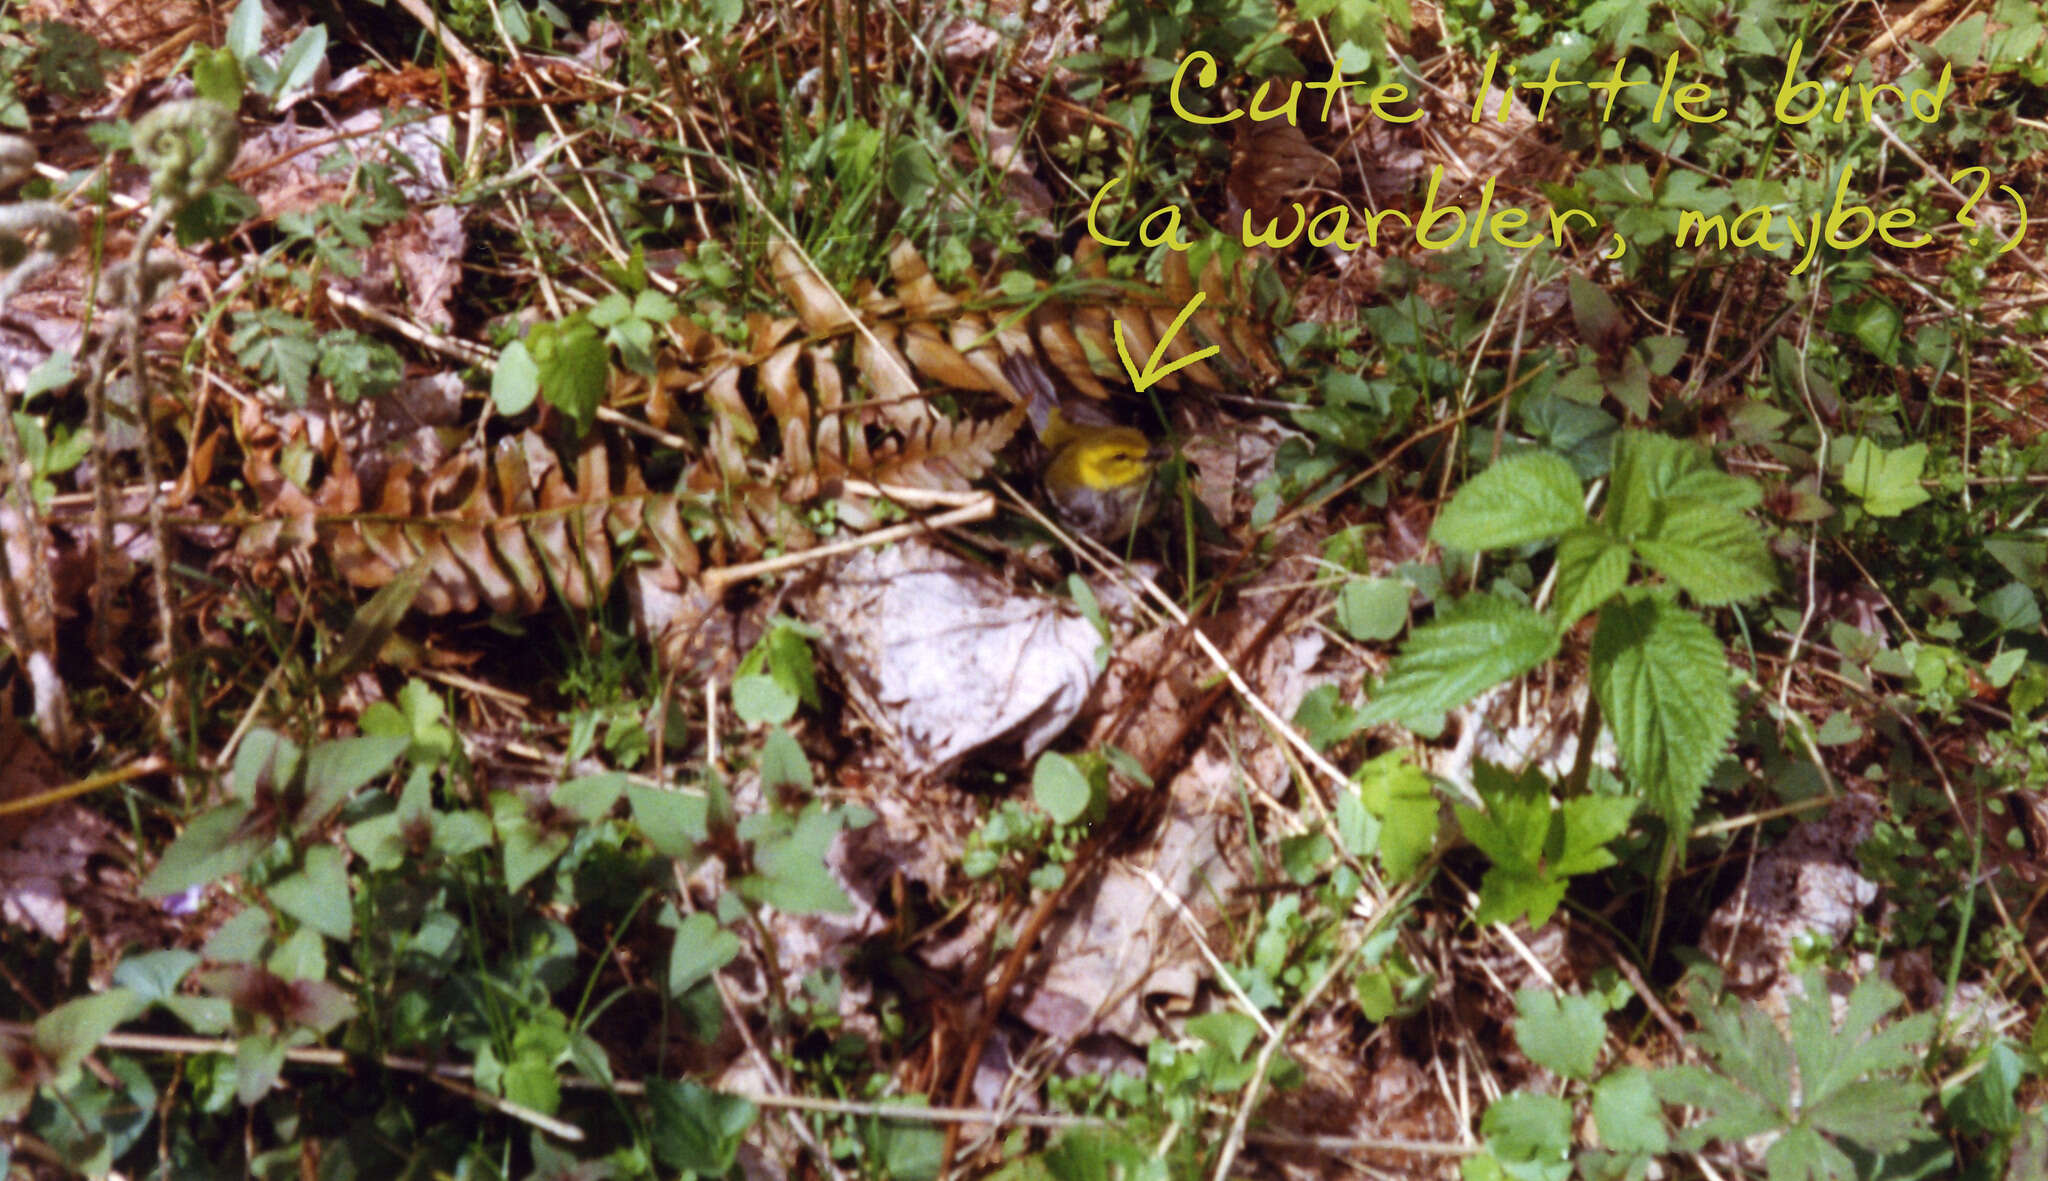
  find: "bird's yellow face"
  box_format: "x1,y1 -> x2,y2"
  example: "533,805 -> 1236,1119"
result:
1065,426 -> 1156,492
1044,425 -> 1164,542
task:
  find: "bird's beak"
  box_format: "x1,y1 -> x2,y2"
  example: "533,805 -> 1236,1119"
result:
1145,442 -> 1173,465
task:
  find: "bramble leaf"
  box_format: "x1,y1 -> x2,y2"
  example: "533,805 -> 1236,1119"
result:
1361,594 -> 1559,735
1431,450 -> 1586,551
1590,594 -> 1733,826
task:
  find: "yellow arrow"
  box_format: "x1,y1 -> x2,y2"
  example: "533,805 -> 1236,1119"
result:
1114,290 -> 1222,392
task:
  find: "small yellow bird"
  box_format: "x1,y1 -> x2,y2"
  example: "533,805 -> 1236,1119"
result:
1002,355 -> 1167,543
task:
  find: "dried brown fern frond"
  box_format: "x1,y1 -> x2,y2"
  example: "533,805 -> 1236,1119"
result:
237,234 -> 1277,618
240,422 -> 711,617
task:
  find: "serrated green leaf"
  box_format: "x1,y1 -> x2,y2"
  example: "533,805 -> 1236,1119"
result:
1607,431 -> 1760,539
1552,794 -> 1637,875
1481,1090 -> 1573,1170
1352,751 -> 1437,880
532,319 -> 608,434
1840,438 -> 1931,517
1431,451 -> 1586,551
1472,868 -> 1568,928
1763,1124 -> 1851,1181
1361,594 -> 1559,735
1515,989 -> 1607,1080
1658,1063 -> 1781,1145
1590,595 -> 1734,825
1593,1067 -> 1669,1154
1552,525 -> 1631,626
1455,762 -> 1551,875
1632,497 -> 1776,605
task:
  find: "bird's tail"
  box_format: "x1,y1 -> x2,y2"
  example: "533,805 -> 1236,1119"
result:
1000,353 -> 1063,443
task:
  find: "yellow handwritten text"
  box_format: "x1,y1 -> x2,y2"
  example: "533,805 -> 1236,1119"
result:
1169,49 -> 1419,127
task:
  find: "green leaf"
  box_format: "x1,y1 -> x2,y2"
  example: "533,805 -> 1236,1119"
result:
664,910 -> 740,997
270,25 -> 327,98
1552,793 -> 1636,876
230,309 -> 320,403
1334,781 -> 1379,858
492,340 -> 541,416
1453,762 -> 1621,928
1846,298 -> 1902,364
1431,450 -> 1586,551
739,805 -> 854,914
140,803 -> 266,897
553,771 -> 627,820
316,328 -> 402,402
300,734 -> 409,829
343,772 -> 430,872
1839,438 -> 1931,518
318,560 -> 429,682
530,318 -> 608,434
236,1034 -> 286,1106
1351,751 -> 1437,880
647,1080 -> 756,1175
36,990 -> 142,1083
494,791 -> 570,893
1607,431 -> 1759,540
112,950 -> 200,1001
1481,1090 -> 1573,1174
1514,989 -> 1606,1081
1943,1041 -> 2024,1136
1455,762 -> 1550,875
1593,1067 -> 1670,1154
1551,525 -> 1631,627
758,727 -> 814,792
225,0 -> 264,62
627,784 -> 708,858
270,845 -> 352,940
1569,274 -> 1622,341
190,45 -> 245,106
1293,683 -> 1366,751
731,673 -> 798,726
1336,577 -> 1410,640
1032,751 -> 1092,824
1666,969 -> 1936,1169
1360,594 -> 1559,735
1632,497 -> 1776,605
1590,595 -> 1734,826
231,728 -> 301,803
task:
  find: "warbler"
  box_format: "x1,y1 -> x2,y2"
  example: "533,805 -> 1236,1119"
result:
1003,355 -> 1168,543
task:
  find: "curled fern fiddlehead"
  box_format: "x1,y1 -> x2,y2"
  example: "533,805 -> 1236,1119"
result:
130,99 -> 240,210
0,135 -> 80,312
